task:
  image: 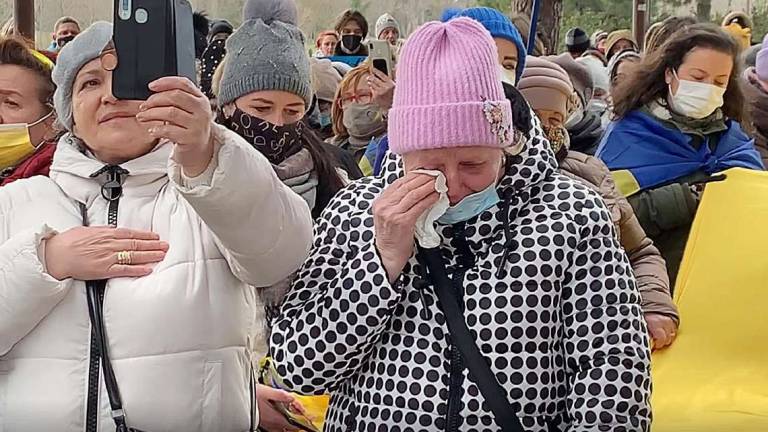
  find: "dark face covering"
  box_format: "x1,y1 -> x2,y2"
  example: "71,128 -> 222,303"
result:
220,108 -> 304,165
57,35 -> 76,48
341,34 -> 363,53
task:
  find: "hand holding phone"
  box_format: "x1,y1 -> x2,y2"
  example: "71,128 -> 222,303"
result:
135,76 -> 214,177
368,68 -> 396,111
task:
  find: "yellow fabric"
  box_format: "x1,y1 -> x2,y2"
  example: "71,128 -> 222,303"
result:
610,169 -> 641,197
292,394 -> 330,430
29,49 -> 54,70
651,168 -> 768,431
723,23 -> 752,51
0,123 -> 35,170
258,356 -> 330,430
359,155 -> 373,177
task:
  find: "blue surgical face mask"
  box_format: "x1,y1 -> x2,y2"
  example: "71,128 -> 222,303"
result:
318,113 -> 332,128
438,180 -> 501,225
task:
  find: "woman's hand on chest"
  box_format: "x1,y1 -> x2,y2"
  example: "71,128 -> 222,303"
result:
45,226 -> 168,281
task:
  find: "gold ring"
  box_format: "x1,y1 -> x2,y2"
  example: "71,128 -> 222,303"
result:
116,250 -> 132,265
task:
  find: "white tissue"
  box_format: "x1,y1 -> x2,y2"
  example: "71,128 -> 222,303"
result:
412,169 -> 450,249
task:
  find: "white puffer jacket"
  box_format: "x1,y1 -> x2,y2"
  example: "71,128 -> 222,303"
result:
0,125 -> 313,432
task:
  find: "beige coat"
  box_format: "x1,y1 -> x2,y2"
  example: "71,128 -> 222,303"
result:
560,151 -> 679,323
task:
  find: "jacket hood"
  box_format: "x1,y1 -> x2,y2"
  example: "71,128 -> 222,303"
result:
49,133 -> 172,206
568,110 -> 603,154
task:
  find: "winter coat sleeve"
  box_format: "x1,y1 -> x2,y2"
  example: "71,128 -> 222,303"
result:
169,124 -> 313,288
269,183 -> 404,395
0,226 -> 73,356
562,191 -> 652,431
602,166 -> 679,324
627,182 -> 699,238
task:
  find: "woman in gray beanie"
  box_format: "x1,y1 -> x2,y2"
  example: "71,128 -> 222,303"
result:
0,21 -> 313,432
212,1 -> 357,428
215,0 -> 352,219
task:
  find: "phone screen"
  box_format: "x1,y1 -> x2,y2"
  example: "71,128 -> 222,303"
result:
372,58 -> 389,76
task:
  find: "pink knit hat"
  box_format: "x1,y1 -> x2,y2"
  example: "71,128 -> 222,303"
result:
388,17 -> 514,154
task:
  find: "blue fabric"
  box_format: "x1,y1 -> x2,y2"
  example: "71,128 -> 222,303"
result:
322,55 -> 367,68
446,7 -> 527,83
596,110 -> 764,192
373,135 -> 390,176
441,8 -> 463,22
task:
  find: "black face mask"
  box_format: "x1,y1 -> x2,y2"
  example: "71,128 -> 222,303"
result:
220,108 -> 305,165
341,34 -> 363,53
57,35 -> 76,48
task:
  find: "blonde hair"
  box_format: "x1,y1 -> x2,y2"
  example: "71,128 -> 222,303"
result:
331,63 -> 371,139
211,55 -> 228,104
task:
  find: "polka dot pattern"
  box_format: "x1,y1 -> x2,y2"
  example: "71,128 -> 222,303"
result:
271,114 -> 651,431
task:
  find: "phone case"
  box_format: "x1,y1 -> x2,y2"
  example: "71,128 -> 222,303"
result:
368,40 -> 393,78
113,0 -> 195,100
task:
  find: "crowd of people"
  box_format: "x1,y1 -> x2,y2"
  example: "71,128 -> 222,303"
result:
0,0 -> 764,431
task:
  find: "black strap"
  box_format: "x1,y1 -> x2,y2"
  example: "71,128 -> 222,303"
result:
80,202 -> 136,431
417,247 -> 525,432
79,201 -> 256,432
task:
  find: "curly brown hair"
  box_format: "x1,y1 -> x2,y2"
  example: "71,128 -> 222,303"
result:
611,23 -> 745,123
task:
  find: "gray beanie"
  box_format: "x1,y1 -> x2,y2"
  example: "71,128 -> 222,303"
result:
242,0 -> 298,25
52,21 -> 113,132
218,18 -> 311,106
375,13 -> 400,39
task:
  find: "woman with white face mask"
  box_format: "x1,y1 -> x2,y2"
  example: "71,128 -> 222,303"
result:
597,23 -> 764,288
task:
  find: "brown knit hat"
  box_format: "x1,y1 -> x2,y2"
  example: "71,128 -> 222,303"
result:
605,29 -> 638,59
310,57 -> 342,103
547,53 -> 593,107
518,56 -> 573,118
334,9 -> 369,37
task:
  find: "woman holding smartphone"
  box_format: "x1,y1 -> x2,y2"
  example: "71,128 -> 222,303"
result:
0,21 -> 313,432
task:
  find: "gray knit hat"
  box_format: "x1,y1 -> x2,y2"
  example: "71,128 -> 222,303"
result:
52,21 -> 113,132
219,0 -> 311,106
375,13 -> 400,39
242,0 -> 298,25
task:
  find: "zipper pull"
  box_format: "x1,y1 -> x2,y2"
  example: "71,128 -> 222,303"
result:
92,165 -> 128,202
413,277 -> 432,321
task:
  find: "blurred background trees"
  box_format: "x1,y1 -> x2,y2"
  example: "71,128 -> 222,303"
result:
1,0 -> 764,52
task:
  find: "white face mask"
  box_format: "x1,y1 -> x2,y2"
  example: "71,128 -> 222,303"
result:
565,107 -> 585,129
668,69 -> 726,119
499,65 -> 516,86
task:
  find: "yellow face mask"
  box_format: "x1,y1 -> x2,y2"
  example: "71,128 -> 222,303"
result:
0,111 -> 53,171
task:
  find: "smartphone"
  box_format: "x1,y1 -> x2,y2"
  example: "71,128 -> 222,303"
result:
270,401 -> 320,432
368,40 -> 393,78
112,0 -> 196,100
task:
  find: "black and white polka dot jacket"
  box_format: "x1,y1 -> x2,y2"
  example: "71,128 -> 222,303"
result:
271,117 -> 652,432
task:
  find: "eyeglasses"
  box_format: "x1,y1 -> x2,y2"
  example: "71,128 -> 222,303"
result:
339,92 -> 373,108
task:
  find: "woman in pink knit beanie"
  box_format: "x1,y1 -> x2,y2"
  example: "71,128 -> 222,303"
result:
271,17 -> 651,432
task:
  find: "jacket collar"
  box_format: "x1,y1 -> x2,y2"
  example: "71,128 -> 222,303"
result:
49,133 -> 171,206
